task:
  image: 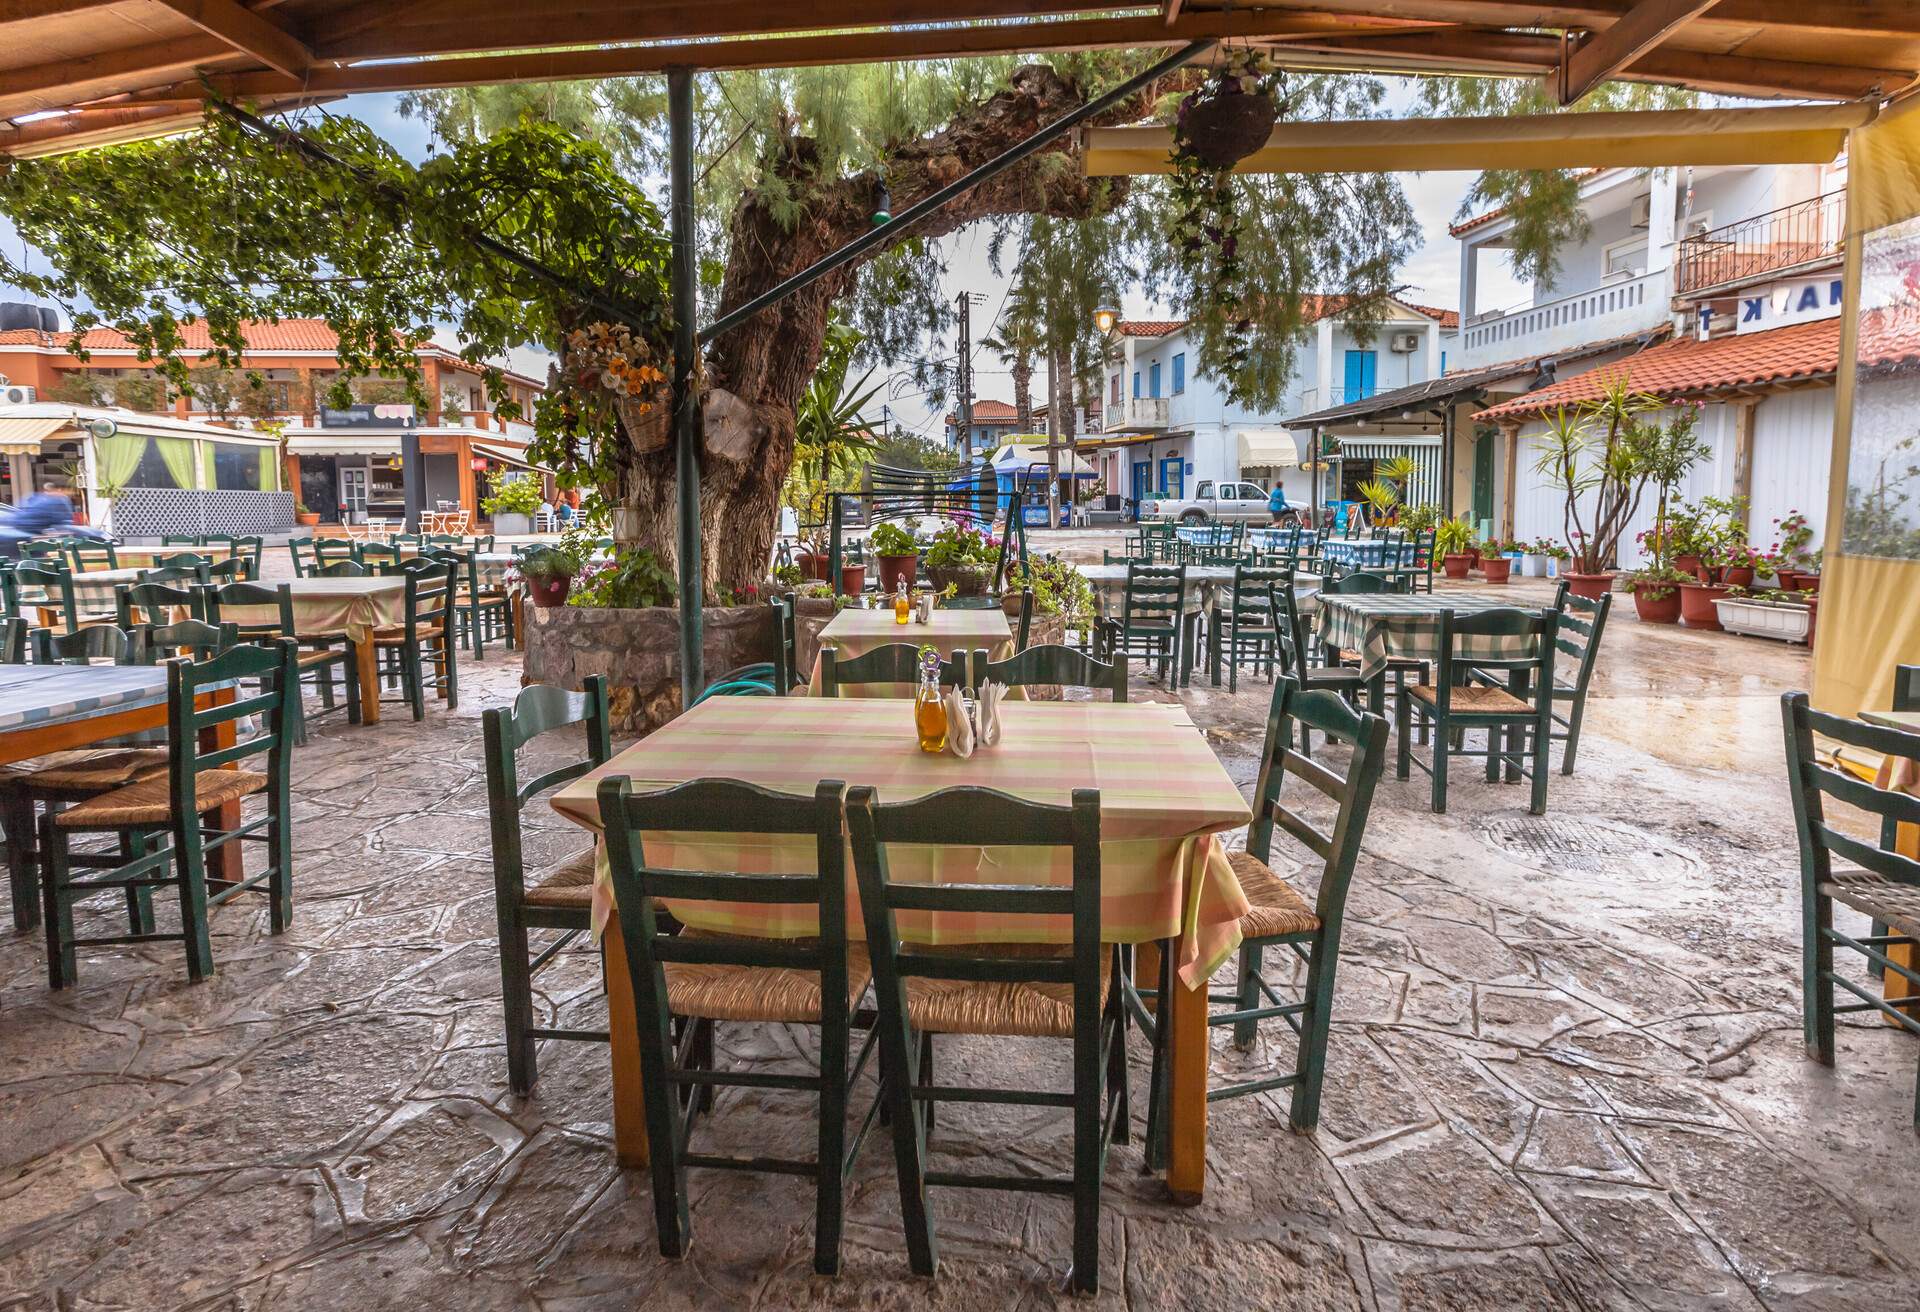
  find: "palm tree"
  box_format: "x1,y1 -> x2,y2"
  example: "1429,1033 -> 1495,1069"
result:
979,279 -> 1046,433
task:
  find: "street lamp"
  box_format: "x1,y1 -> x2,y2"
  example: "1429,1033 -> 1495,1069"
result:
1093,304 -> 1120,334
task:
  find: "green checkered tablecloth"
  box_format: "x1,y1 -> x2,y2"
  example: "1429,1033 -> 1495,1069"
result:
1316,592 -> 1539,681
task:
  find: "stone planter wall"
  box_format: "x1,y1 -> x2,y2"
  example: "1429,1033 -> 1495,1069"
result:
523,602 -> 779,735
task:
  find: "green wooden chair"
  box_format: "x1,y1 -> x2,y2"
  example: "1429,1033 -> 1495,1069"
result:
129,619 -> 237,665
14,562 -> 79,634
17,538 -> 68,562
63,539 -> 118,572
431,547 -> 514,660
355,541 -> 401,570
206,580 -> 361,734
115,580 -> 204,629
204,557 -> 247,587
595,774 -> 875,1275
817,643 -> 979,697
1097,561 -> 1185,685
286,537 -> 319,577
1396,607 -> 1560,815
39,639 -> 300,985
222,535 -> 265,580
32,622 -> 132,665
845,783 -> 1124,1295
317,559 -> 369,577
0,615 -> 22,663
1781,692 -> 1920,1124
153,551 -> 210,577
984,643 -> 1125,701
1539,581 -> 1613,776
161,534 -> 205,549
482,677 -> 612,1095
372,557 -> 459,719
1208,564 -> 1289,693
1271,581 -> 1373,757
1130,680 -> 1386,1163
313,538 -> 357,572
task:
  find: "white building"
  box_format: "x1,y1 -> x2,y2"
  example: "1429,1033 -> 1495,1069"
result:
1082,297 -> 1458,512
1289,161 -> 1850,558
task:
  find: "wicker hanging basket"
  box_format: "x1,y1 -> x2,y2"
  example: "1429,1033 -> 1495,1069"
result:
1177,90 -> 1278,170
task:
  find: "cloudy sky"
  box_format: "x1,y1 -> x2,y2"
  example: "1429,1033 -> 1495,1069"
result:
1,85 -> 1532,434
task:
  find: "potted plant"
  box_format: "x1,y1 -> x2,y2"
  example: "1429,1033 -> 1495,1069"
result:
1678,573 -> 1731,629
869,520 -> 920,597
1176,49 -> 1280,169
1535,380 -> 1703,599
1481,537 -> 1519,584
294,500 -> 321,528
924,520 -> 994,596
1621,564 -> 1690,624
520,544 -> 581,607
1712,542 -> 1759,591
482,476 -> 541,536
1714,588 -> 1813,643
1434,515 -> 1475,579
1772,511 -> 1816,589
1637,399 -> 1709,577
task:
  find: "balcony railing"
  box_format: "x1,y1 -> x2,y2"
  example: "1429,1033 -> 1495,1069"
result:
1292,385 -> 1380,416
1675,190 -> 1845,297
1101,396 -> 1169,431
1459,269 -> 1663,365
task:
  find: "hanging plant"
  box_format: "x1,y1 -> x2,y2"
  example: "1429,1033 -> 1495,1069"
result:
1169,51 -> 1282,377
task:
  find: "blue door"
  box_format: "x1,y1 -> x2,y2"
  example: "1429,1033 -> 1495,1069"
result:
1343,349 -> 1377,402
1159,456 -> 1184,499
1131,460 -> 1150,507
1149,361 -> 1161,398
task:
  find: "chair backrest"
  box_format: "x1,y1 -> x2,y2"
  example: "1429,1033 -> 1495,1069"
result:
117,580 -> 205,629
596,775 -> 854,1041
64,538 -> 119,572
483,678 -> 614,873
1781,692 -> 1920,919
1122,562 -> 1185,628
224,535 -> 265,578
817,642 -> 979,696
14,562 -> 77,632
1549,586 -> 1612,695
318,559 -> 369,577
18,538 -> 68,561
985,643 -> 1126,701
846,784 -> 1103,1045
1432,607 -> 1560,714
287,537 -> 318,577
1270,581 -> 1311,679
1248,679 -> 1388,927
161,534 -> 205,548
163,640 -> 299,802
313,539 -> 357,567
205,581 -> 294,641
393,557 -> 458,639
356,542 -> 401,566
32,622 -> 133,665
1896,665 -> 1920,713
0,615 -> 24,663
153,552 -> 208,574
131,618 -> 238,664
1228,564 -> 1290,625
1329,571 -> 1388,595
204,557 -> 248,586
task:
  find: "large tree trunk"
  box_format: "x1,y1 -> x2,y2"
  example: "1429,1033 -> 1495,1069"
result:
600,63 -> 1180,597
1011,356 -> 1033,434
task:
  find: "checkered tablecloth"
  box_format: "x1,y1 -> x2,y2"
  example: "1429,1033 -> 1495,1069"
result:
0,665 -> 170,734
810,606 -> 1014,697
1321,539 -> 1419,571
16,566 -> 144,619
1079,565 -> 1239,619
551,697 -> 1253,986
1245,527 -> 1318,554
217,577 -> 407,643
1174,526 -> 1238,546
1316,591 -> 1538,681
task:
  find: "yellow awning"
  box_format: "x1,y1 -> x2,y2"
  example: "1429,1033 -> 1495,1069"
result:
1239,431 -> 1304,467
1084,104 -> 1874,177
0,416 -> 72,454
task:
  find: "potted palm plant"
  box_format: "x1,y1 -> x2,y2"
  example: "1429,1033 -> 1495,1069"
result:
1435,515 -> 1475,579
1532,379 -> 1669,601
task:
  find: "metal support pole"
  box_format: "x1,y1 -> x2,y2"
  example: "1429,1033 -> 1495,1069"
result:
400,421 -> 422,534
1440,404 -> 1456,519
669,67 -> 704,707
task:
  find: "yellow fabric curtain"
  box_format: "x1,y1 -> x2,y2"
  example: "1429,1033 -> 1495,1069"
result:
258,445 -> 278,491
200,441 -> 216,489
1812,96 -> 1920,719
95,432 -> 145,492
154,436 -> 199,490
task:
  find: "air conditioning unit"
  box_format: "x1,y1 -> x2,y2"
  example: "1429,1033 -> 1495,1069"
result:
1,384 -> 36,404
1630,194 -> 1653,229
1388,331 -> 1422,353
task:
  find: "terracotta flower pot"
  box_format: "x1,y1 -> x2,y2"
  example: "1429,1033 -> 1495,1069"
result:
874,552 -> 918,598
527,574 -> 572,608
1721,566 -> 1755,589
1678,581 -> 1729,629
797,551 -> 830,582
295,512 -> 321,527
1673,554 -> 1703,579
839,563 -> 867,595
1442,553 -> 1472,579
1773,568 -> 1801,591
1481,557 -> 1512,584
1632,585 -> 1682,624
1799,572 -> 1821,594
1562,571 -> 1614,601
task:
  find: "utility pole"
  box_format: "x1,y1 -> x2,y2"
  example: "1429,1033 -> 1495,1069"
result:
954,290 -> 981,460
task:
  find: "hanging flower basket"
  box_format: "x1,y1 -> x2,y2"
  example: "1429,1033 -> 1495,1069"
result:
1176,87 -> 1278,169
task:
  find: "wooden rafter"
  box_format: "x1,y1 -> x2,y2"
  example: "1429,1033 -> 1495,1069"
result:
1557,0 -> 1720,105
155,0 -> 310,79
0,35 -> 239,120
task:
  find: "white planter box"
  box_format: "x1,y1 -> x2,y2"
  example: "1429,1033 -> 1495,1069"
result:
1714,597 -> 1812,643
1519,554 -> 1548,577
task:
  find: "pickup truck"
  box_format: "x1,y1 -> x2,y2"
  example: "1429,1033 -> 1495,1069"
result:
1138,479 -> 1276,524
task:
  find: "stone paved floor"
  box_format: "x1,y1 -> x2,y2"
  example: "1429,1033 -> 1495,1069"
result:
2,568 -> 1916,1311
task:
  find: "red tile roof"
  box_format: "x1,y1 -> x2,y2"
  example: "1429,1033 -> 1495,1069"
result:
1449,169 -> 1607,238
1114,294 -> 1457,337
943,399 -> 1021,423
1114,320 -> 1185,338
1473,313 -> 1920,422
0,319 -> 353,352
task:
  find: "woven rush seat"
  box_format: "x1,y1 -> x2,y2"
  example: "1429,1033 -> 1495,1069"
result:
523,849 -> 597,909
1409,682 -> 1530,713
56,769 -> 268,828
667,929 -> 873,1024
373,624 -> 446,643
1819,869 -> 1920,940
1227,850 -> 1320,939
5,749 -> 169,793
903,942 -> 1112,1038
295,648 -> 345,669
1338,647 -> 1426,670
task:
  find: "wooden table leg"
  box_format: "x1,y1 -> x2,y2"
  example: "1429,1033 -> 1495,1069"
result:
511,590 -> 526,652
354,635 -> 380,725
601,917 -> 650,1168
1164,945 -> 1209,1206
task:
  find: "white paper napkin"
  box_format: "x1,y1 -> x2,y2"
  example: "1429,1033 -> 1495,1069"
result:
977,681 -> 1003,749
944,686 -> 975,758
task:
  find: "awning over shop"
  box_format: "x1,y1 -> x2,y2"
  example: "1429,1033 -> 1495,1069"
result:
286,433 -> 402,457
472,440 -> 543,472
1238,430 -> 1304,467
0,415 -> 76,453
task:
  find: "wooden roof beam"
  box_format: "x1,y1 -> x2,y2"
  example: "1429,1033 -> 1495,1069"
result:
155,0 -> 310,79
1159,1 -> 1920,38
1556,0 -> 1719,106
0,34 -> 238,120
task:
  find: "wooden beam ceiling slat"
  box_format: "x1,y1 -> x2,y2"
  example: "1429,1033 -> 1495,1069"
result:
0,33 -> 238,119
1557,0 -> 1720,104
0,0 -> 120,22
156,0 -> 310,78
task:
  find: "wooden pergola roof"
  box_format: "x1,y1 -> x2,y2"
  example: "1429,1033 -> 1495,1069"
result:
2,2 -> 1918,156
